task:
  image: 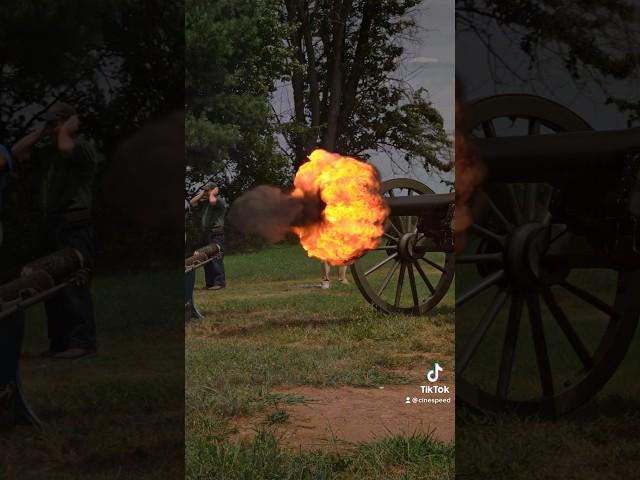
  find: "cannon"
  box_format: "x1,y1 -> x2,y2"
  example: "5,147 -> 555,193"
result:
350,178 -> 455,315
0,249 -> 87,429
456,93 -> 640,416
185,243 -> 222,274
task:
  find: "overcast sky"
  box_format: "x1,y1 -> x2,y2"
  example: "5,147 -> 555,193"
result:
369,0 -> 454,192
456,9 -> 640,131
272,1 -> 455,192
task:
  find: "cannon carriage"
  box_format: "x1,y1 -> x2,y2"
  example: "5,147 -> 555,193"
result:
350,178 -> 455,315
457,94 -> 640,416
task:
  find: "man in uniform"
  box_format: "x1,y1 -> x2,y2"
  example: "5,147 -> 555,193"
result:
12,102 -> 98,359
200,183 -> 226,290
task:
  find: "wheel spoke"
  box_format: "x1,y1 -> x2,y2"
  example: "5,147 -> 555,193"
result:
383,232 -> 399,242
377,260 -> 400,297
505,185 -> 525,225
407,264 -> 420,310
482,120 -> 496,138
456,253 -> 503,264
528,118 -> 541,136
560,281 -> 619,319
456,270 -> 504,308
481,191 -> 514,233
496,293 -> 523,401
421,257 -> 446,273
469,224 -> 505,246
548,226 -> 569,245
525,184 -> 537,221
364,252 -> 398,276
542,289 -> 593,369
414,261 -> 435,294
527,294 -> 554,398
374,245 -> 397,251
394,263 -> 406,307
404,215 -> 414,233
387,218 -> 403,237
457,289 -> 509,374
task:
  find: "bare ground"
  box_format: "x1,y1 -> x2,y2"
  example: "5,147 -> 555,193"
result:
232,378 -> 454,449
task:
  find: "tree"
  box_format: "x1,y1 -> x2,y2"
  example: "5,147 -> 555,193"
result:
456,0 -> 640,124
0,0 -> 185,268
278,0 -> 452,173
0,0 -> 184,152
185,0 -> 291,199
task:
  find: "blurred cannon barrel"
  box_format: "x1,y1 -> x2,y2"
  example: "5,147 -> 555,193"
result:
0,248 -> 84,317
475,127 -> 640,183
386,193 -> 454,216
185,244 -> 221,273
1,249 -> 84,302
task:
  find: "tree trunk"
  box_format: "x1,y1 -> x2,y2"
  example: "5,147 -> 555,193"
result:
285,0 -> 308,171
322,0 -> 352,152
299,0 -> 321,154
336,0 -> 374,151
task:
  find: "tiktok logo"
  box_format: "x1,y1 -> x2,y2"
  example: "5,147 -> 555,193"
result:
426,362 -> 443,383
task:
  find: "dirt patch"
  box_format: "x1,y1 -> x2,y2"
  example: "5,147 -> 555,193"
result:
232,380 -> 454,449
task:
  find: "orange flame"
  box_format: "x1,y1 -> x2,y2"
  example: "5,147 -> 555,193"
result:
291,149 -> 389,265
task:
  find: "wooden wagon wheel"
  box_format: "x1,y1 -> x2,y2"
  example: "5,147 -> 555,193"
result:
351,178 -> 454,315
456,94 -> 640,416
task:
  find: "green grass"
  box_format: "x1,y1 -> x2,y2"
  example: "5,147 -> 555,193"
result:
0,269 -> 184,480
456,235 -> 640,478
187,430 -> 454,480
186,243 -> 455,479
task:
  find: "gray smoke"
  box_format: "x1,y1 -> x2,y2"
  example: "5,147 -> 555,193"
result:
228,185 -> 325,242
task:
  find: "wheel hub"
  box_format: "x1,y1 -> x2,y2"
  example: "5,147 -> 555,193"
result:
504,222 -> 566,289
398,233 -> 423,262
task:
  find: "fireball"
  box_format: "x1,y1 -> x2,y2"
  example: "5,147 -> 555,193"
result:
291,149 -> 389,265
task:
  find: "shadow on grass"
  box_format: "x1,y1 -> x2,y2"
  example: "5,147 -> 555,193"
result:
196,314 -> 373,338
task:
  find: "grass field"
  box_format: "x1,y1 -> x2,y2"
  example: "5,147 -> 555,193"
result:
0,269 -> 184,480
186,243 -> 455,479
456,251 -> 640,479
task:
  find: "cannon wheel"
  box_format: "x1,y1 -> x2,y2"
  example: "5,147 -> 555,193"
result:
351,178 -> 454,315
457,94 -> 640,416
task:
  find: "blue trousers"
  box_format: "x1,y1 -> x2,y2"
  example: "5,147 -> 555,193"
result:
203,232 -> 225,288
41,220 -> 96,352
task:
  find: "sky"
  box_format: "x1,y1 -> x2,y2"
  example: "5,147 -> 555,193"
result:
456,8 -> 640,131
368,0 -> 455,192
272,0 -> 455,193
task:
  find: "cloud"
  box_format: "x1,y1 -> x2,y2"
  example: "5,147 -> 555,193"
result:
407,57 -> 440,64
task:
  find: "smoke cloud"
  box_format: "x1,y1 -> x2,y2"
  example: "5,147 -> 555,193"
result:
228,185 -> 325,242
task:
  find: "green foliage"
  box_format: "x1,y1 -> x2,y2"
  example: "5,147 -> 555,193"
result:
0,1 -> 184,268
185,0 -> 291,197
280,0 -> 452,172
457,0 -> 640,124
0,0 -> 184,151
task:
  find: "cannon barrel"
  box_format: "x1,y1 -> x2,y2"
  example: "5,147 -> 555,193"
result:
0,249 -> 85,319
475,127 -> 640,183
385,192 -> 454,216
0,249 -> 84,303
185,244 -> 221,272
